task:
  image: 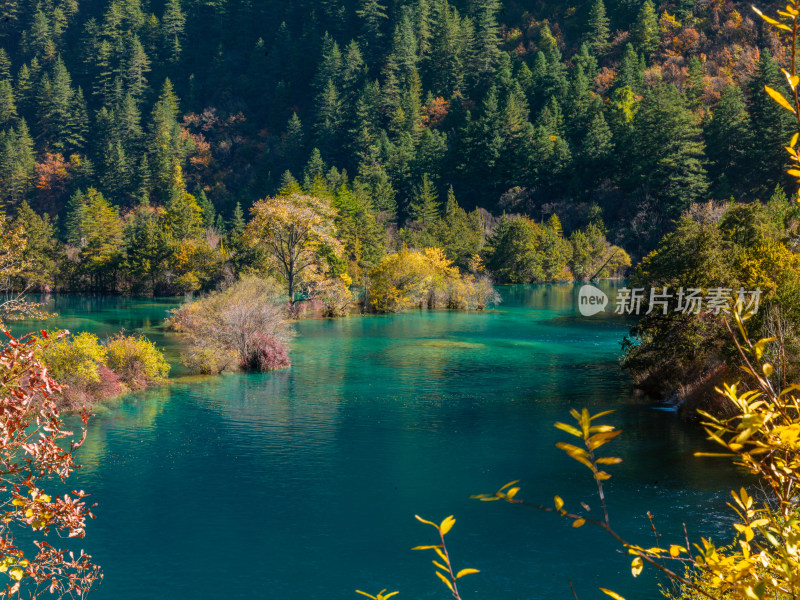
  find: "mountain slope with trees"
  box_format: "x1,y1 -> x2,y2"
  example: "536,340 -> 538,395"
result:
0,0 -> 791,291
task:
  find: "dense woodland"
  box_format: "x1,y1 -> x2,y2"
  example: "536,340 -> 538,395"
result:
0,0 -> 791,293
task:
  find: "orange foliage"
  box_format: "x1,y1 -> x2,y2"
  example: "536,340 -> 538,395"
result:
422,97 -> 450,129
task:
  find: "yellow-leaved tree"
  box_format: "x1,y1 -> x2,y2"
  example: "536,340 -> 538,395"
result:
245,192 -> 343,306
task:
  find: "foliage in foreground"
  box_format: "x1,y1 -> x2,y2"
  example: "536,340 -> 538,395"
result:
0,332 -> 101,598
38,331 -> 169,409
167,276 -> 294,374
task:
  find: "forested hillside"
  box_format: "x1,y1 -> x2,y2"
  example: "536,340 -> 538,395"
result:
0,0 -> 790,291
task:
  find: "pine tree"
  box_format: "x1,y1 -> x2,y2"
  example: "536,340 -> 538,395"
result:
616,43 -> 645,92
164,163 -> 202,241
356,0 -> 388,55
626,84 -> 708,229
124,34 -> 150,98
314,79 -> 343,151
748,49 -> 794,197
162,0 -> 186,63
632,0 -> 659,58
587,0 -> 611,56
705,85 -> 753,198
0,50 -> 11,80
303,148 -> 327,189
686,55 -> 704,106
15,200 -> 57,289
410,173 -> 440,228
472,0 -> 502,78
63,189 -> 87,245
91,39 -> 114,105
282,112 -> 305,168
196,188 -> 216,229
0,79 -> 17,126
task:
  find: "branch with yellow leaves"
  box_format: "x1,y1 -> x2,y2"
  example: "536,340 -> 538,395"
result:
471,408 -> 719,600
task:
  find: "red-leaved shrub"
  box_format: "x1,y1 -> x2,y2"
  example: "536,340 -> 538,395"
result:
246,333 -> 291,371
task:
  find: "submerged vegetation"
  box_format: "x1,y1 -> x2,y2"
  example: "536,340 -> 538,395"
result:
37,330 -> 169,408
167,276 -> 294,374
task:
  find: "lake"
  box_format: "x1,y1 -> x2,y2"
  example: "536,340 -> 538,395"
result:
16,285 -> 741,600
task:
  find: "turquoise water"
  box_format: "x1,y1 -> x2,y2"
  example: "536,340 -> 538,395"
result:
15,286 -> 741,600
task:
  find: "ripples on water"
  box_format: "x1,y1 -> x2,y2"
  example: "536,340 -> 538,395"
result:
17,285 -> 741,600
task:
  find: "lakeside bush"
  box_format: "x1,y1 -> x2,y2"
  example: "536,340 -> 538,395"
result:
622,193 -> 800,414
168,276 -> 294,374
105,334 -> 171,389
368,247 -> 501,313
38,331 -> 170,409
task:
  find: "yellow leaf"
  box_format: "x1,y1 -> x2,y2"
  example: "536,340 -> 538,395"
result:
432,560 -> 449,572
434,547 -> 449,565
382,593 -> 399,600
600,588 -> 626,600
788,169 -> 800,177
414,515 -> 437,528
505,487 -> 520,499
572,518 -> 586,528
411,546 -> 439,551
456,568 -> 480,578
752,7 -> 793,30
555,422 -> 582,437
554,496 -> 564,511
498,480 -> 520,492
440,516 -> 455,535
669,545 -> 683,557
435,571 -> 454,593
631,556 -> 643,577
355,591 -> 377,599
791,132 -> 799,147
765,85 -> 796,113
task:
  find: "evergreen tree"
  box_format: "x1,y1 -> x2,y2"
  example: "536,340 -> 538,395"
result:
705,85 -> 752,198
625,84 -> 708,243
587,0 -> 611,56
472,0 -> 502,78
748,49 -> 795,197
632,0 -> 659,58
164,164 -> 202,241
356,0 -> 388,56
0,79 -> 18,126
162,0 -> 186,63
410,173 -> 440,227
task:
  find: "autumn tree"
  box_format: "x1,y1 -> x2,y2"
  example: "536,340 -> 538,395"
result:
245,192 -> 342,305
